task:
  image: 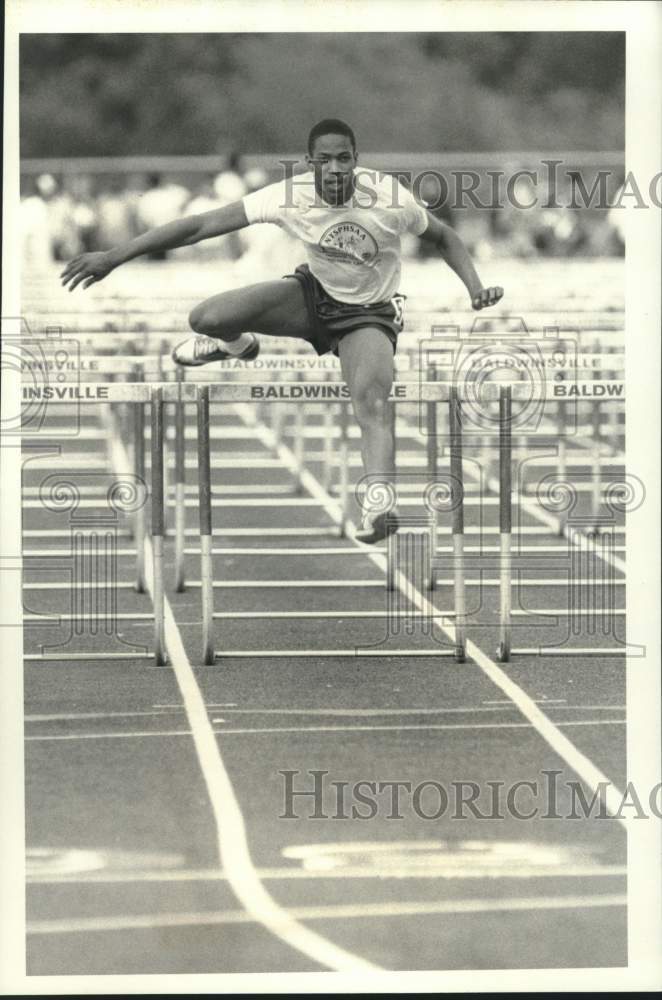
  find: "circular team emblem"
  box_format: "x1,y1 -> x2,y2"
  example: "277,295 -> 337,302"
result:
319,222 -> 379,266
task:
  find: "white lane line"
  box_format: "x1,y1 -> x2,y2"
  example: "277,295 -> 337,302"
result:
26,893 -> 626,935
173,578 -> 627,588
481,467 -> 627,575
212,647 -> 626,659
23,545 -> 627,558
105,414 -> 377,973
25,704 -> 625,722
24,720 -> 626,742
28,862 -> 628,885
237,406 -> 629,829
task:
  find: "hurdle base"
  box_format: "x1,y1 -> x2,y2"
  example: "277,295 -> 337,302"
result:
496,642 -> 511,663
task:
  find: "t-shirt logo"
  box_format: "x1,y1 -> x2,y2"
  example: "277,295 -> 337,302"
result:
318,222 -> 379,266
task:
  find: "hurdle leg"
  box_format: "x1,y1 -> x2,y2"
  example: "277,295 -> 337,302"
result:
132,399 -> 146,593
151,389 -> 167,666
427,366 -> 438,477
426,367 -> 438,591
608,396 -> 620,452
174,369 -> 187,592
338,402 -> 350,538
320,402 -> 335,492
197,387 -> 215,664
390,395 -> 397,475
449,386 -> 466,662
497,386 -> 512,662
590,401 -> 602,532
556,399 -> 567,536
292,402 -> 306,494
272,397 -> 285,447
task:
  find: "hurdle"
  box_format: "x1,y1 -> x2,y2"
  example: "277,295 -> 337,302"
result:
426,364 -> 439,478
337,401 -> 351,536
197,385 -> 216,665
491,382 -> 628,661
174,368 -> 187,591
449,385 -> 466,662
150,388 -> 168,666
22,377 -> 627,667
132,377 -> 147,593
497,386 -> 512,662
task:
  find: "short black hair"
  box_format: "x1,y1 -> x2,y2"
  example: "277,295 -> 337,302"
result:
307,118 -> 356,156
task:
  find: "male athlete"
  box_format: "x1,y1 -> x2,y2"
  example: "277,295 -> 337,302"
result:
61,119 -> 504,542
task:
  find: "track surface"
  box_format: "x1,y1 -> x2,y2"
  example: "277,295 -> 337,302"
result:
22,257 -> 627,975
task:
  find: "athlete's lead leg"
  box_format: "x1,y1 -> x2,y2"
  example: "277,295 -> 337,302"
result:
173,278 -> 312,366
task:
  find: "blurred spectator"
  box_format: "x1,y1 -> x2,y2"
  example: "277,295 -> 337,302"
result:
213,150 -> 247,204
532,207 -> 588,257
37,173 -> 83,261
21,176 -> 52,269
67,174 -> 99,252
96,176 -> 137,248
212,152 -> 247,260
606,183 -> 626,255
136,173 -> 189,259
180,177 -> 223,259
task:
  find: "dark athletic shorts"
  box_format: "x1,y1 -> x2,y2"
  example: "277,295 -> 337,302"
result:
285,263 -> 406,357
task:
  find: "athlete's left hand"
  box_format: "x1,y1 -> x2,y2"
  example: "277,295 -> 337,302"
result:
472,286 -> 504,310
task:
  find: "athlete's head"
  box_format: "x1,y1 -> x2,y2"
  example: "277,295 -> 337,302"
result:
306,118 -> 357,206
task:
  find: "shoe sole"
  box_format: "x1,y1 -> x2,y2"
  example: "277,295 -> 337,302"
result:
172,336 -> 260,367
355,513 -> 400,545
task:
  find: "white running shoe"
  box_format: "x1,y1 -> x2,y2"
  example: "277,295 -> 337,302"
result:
172,332 -> 260,367
355,508 -> 400,545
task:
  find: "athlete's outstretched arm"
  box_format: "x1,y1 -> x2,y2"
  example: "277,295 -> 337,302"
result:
419,212 -> 504,310
60,200 -> 250,291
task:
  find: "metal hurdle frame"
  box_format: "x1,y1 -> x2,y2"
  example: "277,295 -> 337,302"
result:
497,386 -> 512,662
174,368 -> 187,592
449,385 -> 467,663
197,386 -> 215,665
21,377 -> 627,666
150,388 -> 167,666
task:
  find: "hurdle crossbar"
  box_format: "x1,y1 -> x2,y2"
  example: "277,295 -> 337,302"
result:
20,380 -> 627,404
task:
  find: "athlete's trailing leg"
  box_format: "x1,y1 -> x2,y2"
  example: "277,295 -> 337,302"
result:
338,327 -> 398,543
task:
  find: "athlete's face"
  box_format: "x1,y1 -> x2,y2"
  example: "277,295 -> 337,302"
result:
307,133 -> 357,206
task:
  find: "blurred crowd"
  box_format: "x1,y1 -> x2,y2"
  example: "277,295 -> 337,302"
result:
21,156 -> 625,272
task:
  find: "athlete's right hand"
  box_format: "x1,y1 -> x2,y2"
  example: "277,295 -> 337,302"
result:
60,251 -> 115,292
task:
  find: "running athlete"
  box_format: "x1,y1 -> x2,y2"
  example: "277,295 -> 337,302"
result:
61,119 -> 504,543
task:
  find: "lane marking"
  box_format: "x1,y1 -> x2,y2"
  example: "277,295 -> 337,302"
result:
26,893 -> 627,935
237,406 -> 629,829
149,578 -> 627,589
104,415 -> 378,973
19,545 -> 628,557
25,719 -> 626,742
28,862 -> 627,885
25,704 -> 624,722
482,467 -> 627,574
21,525 -> 625,537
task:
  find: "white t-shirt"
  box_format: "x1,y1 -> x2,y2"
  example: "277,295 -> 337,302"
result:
242,169 -> 429,304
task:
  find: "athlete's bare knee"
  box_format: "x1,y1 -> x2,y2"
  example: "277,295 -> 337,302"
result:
188,303 -> 218,336
352,385 -> 389,428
